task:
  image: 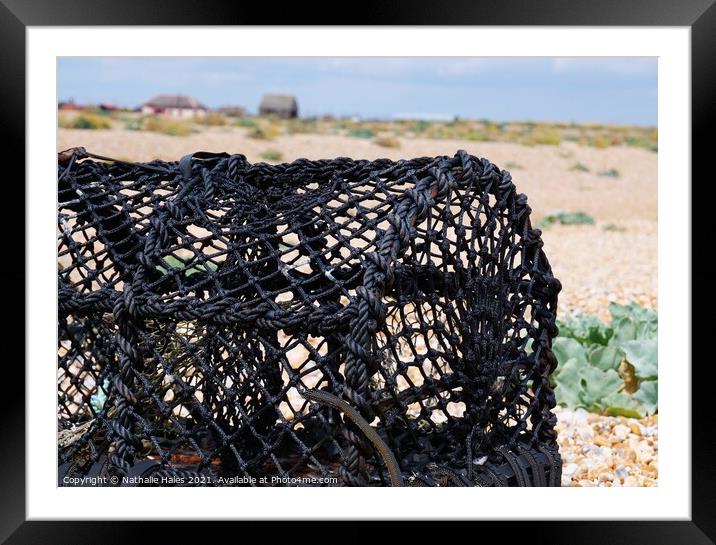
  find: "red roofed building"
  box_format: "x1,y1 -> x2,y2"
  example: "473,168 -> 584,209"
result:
141,94 -> 207,119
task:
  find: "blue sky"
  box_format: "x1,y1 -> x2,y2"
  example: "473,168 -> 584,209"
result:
58,57 -> 657,126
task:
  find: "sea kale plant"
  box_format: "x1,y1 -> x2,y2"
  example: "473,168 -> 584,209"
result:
552,302 -> 657,418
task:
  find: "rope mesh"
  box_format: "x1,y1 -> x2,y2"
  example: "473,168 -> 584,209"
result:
58,147 -> 562,486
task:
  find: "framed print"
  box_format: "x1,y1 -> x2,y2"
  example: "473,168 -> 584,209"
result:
1,0 -> 713,541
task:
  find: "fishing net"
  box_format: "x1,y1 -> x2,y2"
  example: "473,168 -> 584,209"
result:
58,147 -> 562,487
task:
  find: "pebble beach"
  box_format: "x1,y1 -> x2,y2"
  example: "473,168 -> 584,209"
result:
59,123 -> 658,486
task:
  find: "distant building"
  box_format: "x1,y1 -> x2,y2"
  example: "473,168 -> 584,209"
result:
259,94 -> 298,118
216,106 -> 247,117
141,94 -> 207,119
58,100 -> 82,111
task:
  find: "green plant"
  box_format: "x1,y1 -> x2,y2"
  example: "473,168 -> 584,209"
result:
538,210 -> 595,229
235,117 -> 258,128
603,223 -> 627,232
123,116 -> 145,131
286,118 -> 318,134
59,113 -> 112,130
194,112 -> 227,126
591,135 -> 612,149
411,120 -> 430,133
525,127 -> 561,146
570,162 -> 590,173
552,302 -> 657,417
626,136 -> 658,152
504,161 -> 524,170
347,127 -> 376,139
598,168 -> 620,178
260,149 -> 283,162
142,116 -> 192,136
156,254 -> 218,277
248,123 -> 281,140
90,378 -> 110,413
374,136 -> 401,148
464,130 -> 490,142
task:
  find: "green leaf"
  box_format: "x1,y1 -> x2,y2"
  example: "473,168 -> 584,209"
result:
633,380 -> 658,414
611,316 -> 637,343
602,391 -> 646,418
552,337 -> 587,368
185,261 -> 219,276
554,358 -> 583,408
608,302 -> 633,320
556,321 -> 577,340
622,339 -> 658,379
162,255 -> 186,269
588,344 -> 622,371
604,405 -> 644,419
578,367 -> 623,410
635,319 -> 658,340
90,378 -> 110,413
158,255 -> 218,277
558,315 -> 612,346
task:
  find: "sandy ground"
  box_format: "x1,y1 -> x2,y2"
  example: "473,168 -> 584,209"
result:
58,126 -> 658,486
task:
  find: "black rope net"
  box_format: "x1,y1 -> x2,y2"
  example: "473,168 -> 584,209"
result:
58,148 -> 562,487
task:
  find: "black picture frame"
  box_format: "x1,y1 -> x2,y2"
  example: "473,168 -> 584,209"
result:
1,0 -> 712,541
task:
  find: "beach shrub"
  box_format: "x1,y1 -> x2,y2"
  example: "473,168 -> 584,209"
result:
235,117 -> 258,128
411,120 -> 430,133
374,136 -> 400,148
123,116 -> 145,131
538,210 -> 595,229
347,127 -> 376,139
526,128 -> 561,146
248,122 -> 281,140
570,162 -> 590,172
465,130 -> 490,142
598,168 -> 621,178
626,136 -> 658,152
591,135 -> 612,149
286,118 -> 318,134
141,117 -> 192,136
552,303 -> 657,417
260,149 -> 283,162
194,113 -> 227,126
59,113 -> 112,130
603,224 -> 627,232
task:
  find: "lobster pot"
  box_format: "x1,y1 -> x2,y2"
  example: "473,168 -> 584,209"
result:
57,149 -> 562,487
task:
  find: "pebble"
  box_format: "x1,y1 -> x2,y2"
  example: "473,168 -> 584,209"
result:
613,424 -> 630,441
555,407 -> 658,487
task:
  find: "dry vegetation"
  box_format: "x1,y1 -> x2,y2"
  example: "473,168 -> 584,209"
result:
58,109 -> 658,151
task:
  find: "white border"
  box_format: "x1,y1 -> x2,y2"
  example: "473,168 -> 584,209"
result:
28,27 -> 690,520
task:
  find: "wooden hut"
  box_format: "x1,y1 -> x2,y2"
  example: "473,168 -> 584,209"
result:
259,94 -> 298,118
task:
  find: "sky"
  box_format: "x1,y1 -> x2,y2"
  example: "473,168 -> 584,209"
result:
58,57 -> 657,126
